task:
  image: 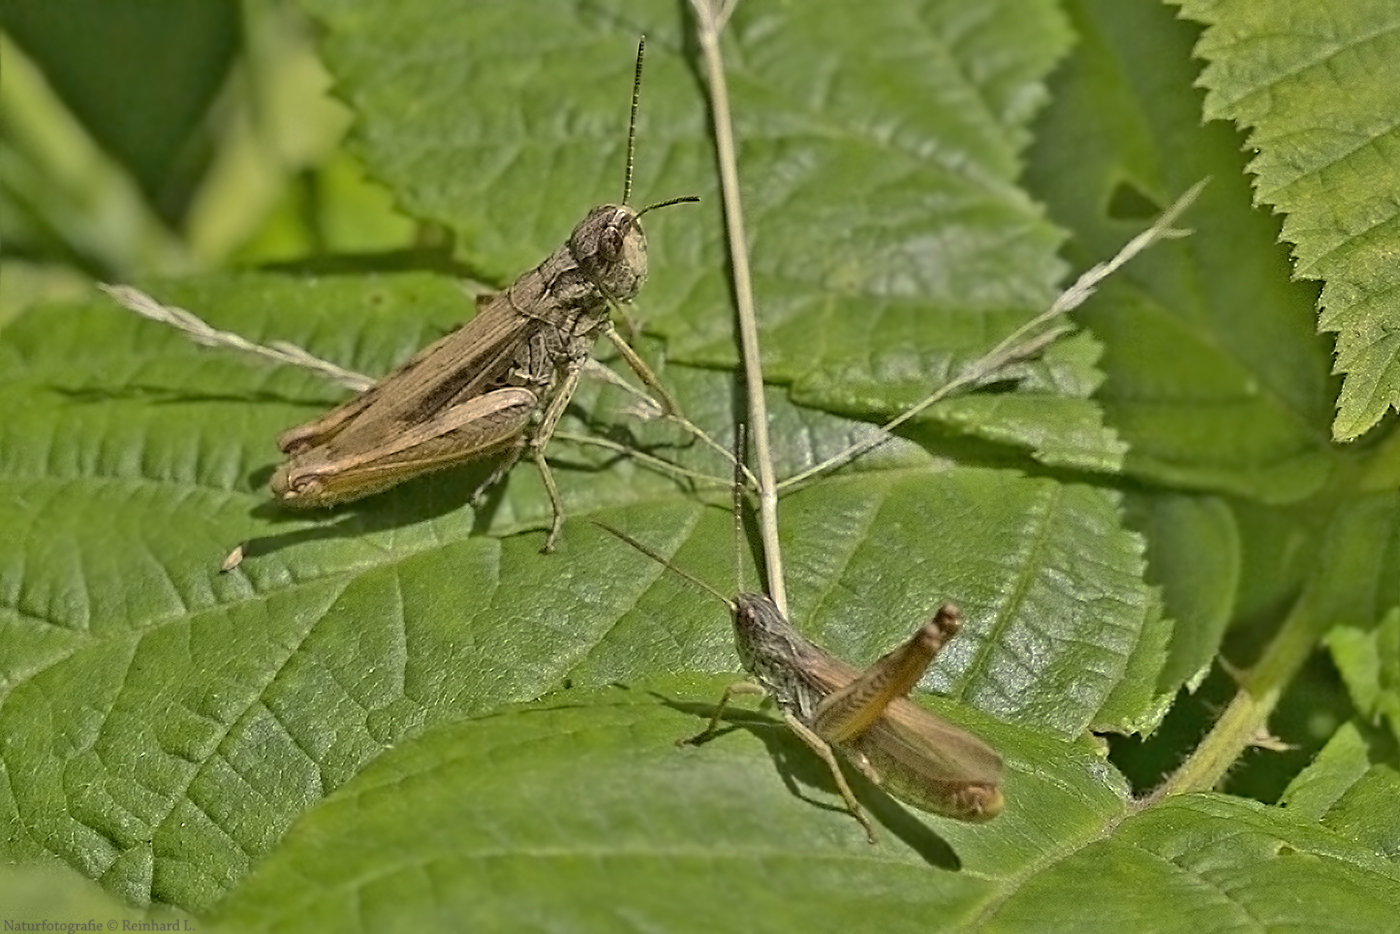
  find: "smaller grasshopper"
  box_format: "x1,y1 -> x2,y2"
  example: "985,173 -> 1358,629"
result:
596,522 -> 1004,842
269,38 -> 697,551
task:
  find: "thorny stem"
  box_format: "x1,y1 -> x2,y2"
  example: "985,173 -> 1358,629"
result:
1155,589 -> 1326,799
689,0 -> 788,614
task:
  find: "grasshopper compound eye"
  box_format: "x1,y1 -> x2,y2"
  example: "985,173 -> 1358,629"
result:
570,204 -> 649,304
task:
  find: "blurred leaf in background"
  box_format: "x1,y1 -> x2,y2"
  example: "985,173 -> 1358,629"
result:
0,0 -> 411,322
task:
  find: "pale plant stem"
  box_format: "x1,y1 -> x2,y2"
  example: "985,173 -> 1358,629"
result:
690,0 -> 788,614
99,283 -> 374,391
778,179 -> 1207,493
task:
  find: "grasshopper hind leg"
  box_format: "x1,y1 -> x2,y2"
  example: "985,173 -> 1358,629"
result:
524,362 -> 584,552
782,712 -> 879,843
460,413 -> 568,554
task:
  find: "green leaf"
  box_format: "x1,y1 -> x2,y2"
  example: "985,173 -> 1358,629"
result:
209,691 -> 1400,934
1282,723 -> 1381,821
1281,721 -> 1400,859
993,795 -> 1400,932
0,270 -> 1158,911
1027,0 -> 1339,502
1125,493 -> 1240,694
1308,493 -> 1400,634
1171,0 -> 1400,441
0,0 -> 238,222
0,863 -> 198,929
1327,610 -> 1400,744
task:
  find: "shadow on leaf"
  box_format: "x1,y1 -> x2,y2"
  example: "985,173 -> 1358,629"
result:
50,382 -> 333,409
652,691 -> 964,869
231,457 -> 531,559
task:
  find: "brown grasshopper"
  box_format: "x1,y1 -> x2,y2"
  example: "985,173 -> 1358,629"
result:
596,522 -> 1004,842
270,38 -> 697,551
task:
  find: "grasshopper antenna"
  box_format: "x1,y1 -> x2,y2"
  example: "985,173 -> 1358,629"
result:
623,38 -> 700,218
622,36 -> 646,206
592,521 -> 735,610
635,194 -> 702,218
619,39 -> 699,233
732,423 -> 747,593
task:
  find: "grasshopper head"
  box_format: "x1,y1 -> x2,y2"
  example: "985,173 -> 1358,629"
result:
732,593 -> 813,696
570,203 -> 647,303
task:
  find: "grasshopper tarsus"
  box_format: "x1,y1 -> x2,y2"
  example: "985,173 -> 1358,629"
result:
678,680 -> 760,747
539,510 -> 564,554
678,677 -> 879,841
468,445 -> 523,508
675,731 -> 707,750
